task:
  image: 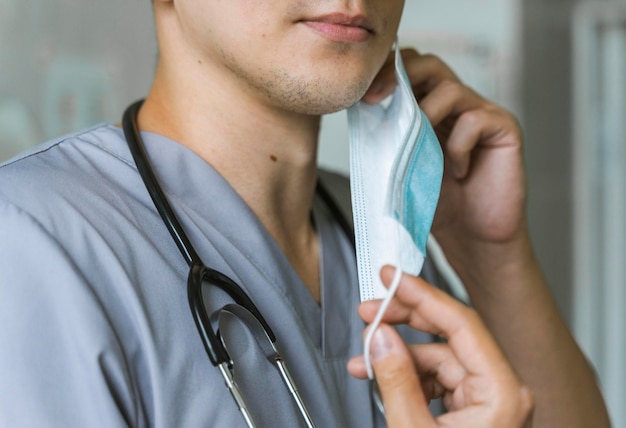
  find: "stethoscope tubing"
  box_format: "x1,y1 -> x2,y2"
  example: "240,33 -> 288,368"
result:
123,100 -> 200,267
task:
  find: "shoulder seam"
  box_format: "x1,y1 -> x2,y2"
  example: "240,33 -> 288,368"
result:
0,124 -> 136,171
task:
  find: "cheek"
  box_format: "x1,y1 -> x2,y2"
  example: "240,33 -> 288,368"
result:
223,0 -> 288,43
178,0 -> 262,48
376,0 -> 405,40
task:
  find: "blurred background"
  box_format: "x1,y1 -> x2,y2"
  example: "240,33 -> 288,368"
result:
0,0 -> 624,425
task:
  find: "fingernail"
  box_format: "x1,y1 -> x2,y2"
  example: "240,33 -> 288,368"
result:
370,327 -> 393,361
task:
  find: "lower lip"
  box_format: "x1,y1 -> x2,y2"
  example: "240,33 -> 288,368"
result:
303,21 -> 371,43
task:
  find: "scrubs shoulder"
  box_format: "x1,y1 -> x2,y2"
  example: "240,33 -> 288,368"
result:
0,124 -> 428,427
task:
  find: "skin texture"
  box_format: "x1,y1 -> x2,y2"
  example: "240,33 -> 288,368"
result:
140,1 -> 610,426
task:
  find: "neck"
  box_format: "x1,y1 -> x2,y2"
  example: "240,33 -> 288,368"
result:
137,52 -> 323,302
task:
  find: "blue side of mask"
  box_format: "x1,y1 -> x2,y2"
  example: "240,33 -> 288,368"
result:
393,110 -> 443,254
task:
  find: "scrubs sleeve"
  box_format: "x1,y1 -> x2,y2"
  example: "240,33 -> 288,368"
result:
0,200 -> 137,428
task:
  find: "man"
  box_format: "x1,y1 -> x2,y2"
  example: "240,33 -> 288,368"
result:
0,0 -> 609,427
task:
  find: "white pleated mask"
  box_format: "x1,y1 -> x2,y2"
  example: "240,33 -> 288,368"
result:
348,43 -> 444,380
348,43 -> 444,302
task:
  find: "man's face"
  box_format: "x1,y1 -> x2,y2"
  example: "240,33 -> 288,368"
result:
172,0 -> 405,115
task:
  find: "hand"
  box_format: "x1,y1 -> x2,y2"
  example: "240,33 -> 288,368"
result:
347,267 -> 534,427
363,49 -> 528,273
359,50 -> 611,428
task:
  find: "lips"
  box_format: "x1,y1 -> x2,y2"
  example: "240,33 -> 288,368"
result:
301,13 -> 376,43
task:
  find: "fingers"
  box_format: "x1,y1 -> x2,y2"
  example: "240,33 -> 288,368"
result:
443,107 -> 520,178
367,324 -> 434,427
363,48 -> 522,182
348,327 -> 534,427
360,267 -> 508,377
351,267 -> 535,427
406,343 -> 467,394
349,342 -> 462,401
363,49 -> 460,104
417,80 -> 484,127
402,55 -> 520,182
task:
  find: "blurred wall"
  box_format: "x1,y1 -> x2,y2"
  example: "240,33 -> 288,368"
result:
523,0 -> 576,322
0,0 -> 156,161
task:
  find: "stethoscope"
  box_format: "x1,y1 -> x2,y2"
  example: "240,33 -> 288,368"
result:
122,99 -> 356,428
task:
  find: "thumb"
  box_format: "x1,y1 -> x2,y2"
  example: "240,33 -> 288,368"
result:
370,325 -> 434,427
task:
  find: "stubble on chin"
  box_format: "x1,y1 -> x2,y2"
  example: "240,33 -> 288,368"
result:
218,47 -> 373,116
261,69 -> 371,115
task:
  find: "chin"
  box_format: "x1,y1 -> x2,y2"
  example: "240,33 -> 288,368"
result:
278,78 -> 371,116
286,95 -> 361,116
291,99 -> 356,116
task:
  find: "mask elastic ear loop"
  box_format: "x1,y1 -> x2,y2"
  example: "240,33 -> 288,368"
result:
363,265 -> 403,379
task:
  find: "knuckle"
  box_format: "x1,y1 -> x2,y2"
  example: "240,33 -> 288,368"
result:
376,358 -> 413,390
453,300 -> 478,320
451,306 -> 482,335
494,107 -> 522,132
457,109 -> 485,129
400,47 -> 420,59
420,53 -> 444,67
437,78 -> 464,97
456,103 -> 524,146
421,54 -> 458,79
496,382 -> 535,423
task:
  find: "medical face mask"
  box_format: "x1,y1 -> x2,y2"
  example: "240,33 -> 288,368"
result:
348,43 -> 444,379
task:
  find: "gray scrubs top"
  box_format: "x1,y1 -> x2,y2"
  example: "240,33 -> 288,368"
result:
0,124 -> 436,427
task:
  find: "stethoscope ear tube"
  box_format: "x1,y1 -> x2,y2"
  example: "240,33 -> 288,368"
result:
122,99 -> 200,267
